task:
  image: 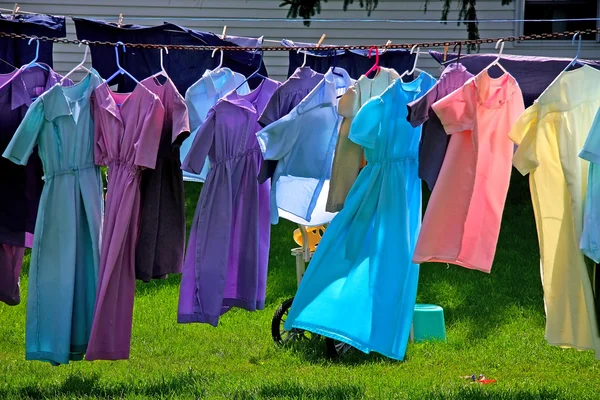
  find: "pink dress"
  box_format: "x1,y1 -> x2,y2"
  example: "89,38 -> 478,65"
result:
86,82 -> 165,360
412,71 -> 524,273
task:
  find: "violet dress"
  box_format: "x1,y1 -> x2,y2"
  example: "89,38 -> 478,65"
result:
86,81 -> 165,361
179,78 -> 280,326
136,75 -> 190,282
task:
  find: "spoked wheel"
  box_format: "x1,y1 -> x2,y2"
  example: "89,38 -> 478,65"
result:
325,337 -> 354,359
272,297 -> 316,345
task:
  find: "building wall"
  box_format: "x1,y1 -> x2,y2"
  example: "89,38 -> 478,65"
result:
1,0 -> 599,81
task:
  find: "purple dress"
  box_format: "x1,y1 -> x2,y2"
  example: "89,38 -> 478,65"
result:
87,82 -> 165,361
406,63 -> 473,190
179,78 -> 280,326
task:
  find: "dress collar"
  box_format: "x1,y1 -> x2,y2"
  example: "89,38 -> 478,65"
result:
9,64 -> 63,110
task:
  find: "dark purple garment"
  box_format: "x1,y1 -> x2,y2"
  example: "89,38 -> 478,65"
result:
136,75 -> 190,282
257,66 -> 324,183
0,66 -> 70,247
407,63 -> 473,190
0,244 -> 24,306
0,14 -> 66,74
73,18 -> 267,94
429,51 -> 600,107
284,39 -> 416,80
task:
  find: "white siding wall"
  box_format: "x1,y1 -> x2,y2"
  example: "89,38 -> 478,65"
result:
2,0 -> 599,82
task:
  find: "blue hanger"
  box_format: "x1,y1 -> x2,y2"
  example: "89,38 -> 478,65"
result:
330,49 -> 343,77
106,41 -> 140,85
564,32 -> 584,71
23,38 -> 49,71
235,48 -> 267,92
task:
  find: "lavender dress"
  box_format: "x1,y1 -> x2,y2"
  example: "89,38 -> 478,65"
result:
179,78 -> 280,326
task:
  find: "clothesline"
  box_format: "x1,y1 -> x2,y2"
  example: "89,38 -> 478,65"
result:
0,27 -> 597,52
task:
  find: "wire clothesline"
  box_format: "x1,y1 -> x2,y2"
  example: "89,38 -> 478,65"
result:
0,27 -> 597,52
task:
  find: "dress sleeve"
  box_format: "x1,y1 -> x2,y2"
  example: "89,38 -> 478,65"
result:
2,99 -> 44,165
580,108 -> 600,165
509,104 -> 539,176
172,91 -> 191,147
182,107 -> 216,174
348,97 -> 383,149
338,86 -> 359,118
134,95 -> 166,169
256,112 -> 299,161
258,89 -> 281,127
431,81 -> 475,135
406,80 -> 440,127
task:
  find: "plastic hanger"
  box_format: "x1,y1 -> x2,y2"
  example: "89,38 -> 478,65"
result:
105,41 -> 139,85
60,41 -> 91,84
23,38 -> 49,71
483,39 -> 509,75
563,32 -> 584,71
297,47 -> 308,68
440,42 -> 466,67
399,44 -> 419,81
330,49 -> 344,77
234,48 -> 267,92
211,47 -> 224,70
364,46 -> 380,78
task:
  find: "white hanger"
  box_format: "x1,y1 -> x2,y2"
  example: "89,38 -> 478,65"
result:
211,47 -> 224,70
399,44 -> 420,81
297,48 -> 308,68
484,39 -> 509,75
60,41 -> 91,84
158,46 -> 169,76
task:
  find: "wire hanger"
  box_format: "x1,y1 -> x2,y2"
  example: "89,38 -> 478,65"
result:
441,42 -> 463,66
60,40 -> 91,84
23,38 -> 49,71
399,44 -> 419,81
483,39 -> 509,75
563,32 -> 584,71
235,48 -> 267,92
211,47 -> 224,70
364,46 -> 380,78
105,41 -> 139,85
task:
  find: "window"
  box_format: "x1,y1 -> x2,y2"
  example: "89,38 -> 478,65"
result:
521,0 -> 599,40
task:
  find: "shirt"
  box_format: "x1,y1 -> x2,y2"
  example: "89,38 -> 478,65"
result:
182,68 -> 250,182
326,67 -> 399,212
510,64 -> 600,356
256,67 -> 354,224
257,66 -> 324,183
407,63 -> 474,190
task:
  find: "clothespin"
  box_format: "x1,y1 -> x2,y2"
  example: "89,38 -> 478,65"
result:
221,26 -> 227,40
383,40 -> 392,53
443,43 -> 449,62
11,3 -> 20,20
316,34 -> 326,48
117,13 -> 124,28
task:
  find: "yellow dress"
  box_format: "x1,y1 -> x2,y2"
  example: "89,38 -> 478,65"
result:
510,65 -> 600,356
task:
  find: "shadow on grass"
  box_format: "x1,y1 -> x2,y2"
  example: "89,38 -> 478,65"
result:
233,380 -> 366,400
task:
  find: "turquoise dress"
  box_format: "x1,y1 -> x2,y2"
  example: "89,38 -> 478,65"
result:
285,72 -> 436,360
3,71 -> 104,365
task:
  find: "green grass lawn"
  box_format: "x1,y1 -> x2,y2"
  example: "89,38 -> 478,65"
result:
2,173 -> 600,399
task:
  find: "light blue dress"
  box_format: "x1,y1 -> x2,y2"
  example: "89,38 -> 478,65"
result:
256,67 -> 354,224
2,71 -> 104,365
285,72 -> 436,360
580,108 -> 600,263
182,68 -> 250,182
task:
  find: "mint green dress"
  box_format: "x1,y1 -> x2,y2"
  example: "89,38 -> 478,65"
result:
3,71 -> 104,365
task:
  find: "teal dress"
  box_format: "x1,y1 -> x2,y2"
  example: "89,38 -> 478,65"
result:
285,72 -> 436,360
3,71 -> 104,365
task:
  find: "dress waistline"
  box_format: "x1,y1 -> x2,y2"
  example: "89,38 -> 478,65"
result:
42,163 -> 97,181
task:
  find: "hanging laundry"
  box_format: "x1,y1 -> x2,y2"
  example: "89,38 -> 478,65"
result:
413,70 -> 524,273
3,70 -> 104,365
0,244 -> 24,306
257,66 -> 324,183
257,67 -> 353,224
136,74 -> 190,282
283,39 -> 416,80
510,64 -> 600,357
86,80 -> 165,361
285,72 -> 436,360
406,62 -> 474,190
326,66 -> 399,212
182,68 -> 250,183
0,13 -> 66,73
429,51 -> 600,106
73,18 -> 267,94
581,110 -> 600,263
178,78 -> 280,326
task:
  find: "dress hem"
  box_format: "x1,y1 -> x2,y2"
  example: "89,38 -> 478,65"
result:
412,255 -> 492,274
85,350 -> 130,361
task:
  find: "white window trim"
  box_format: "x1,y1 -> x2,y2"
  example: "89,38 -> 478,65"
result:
514,0 -> 600,45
